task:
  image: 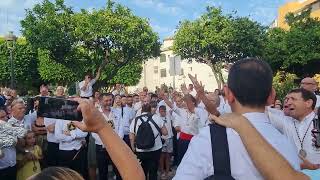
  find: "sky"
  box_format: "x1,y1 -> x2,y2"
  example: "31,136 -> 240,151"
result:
0,0 -> 292,40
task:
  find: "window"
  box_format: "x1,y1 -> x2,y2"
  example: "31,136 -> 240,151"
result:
160,54 -> 166,63
180,68 -> 184,76
160,69 -> 167,77
154,66 -> 158,73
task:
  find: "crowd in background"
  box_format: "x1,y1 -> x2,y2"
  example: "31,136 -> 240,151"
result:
0,58 -> 320,180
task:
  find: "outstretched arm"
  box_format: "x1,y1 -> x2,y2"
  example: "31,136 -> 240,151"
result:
189,74 -> 219,116
72,99 -> 145,180
181,83 -> 195,113
210,114 -> 309,180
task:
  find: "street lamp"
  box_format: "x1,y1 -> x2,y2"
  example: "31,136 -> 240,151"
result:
4,31 -> 17,89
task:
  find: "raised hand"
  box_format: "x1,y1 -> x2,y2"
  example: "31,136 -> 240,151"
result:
180,83 -> 190,95
188,74 -> 205,96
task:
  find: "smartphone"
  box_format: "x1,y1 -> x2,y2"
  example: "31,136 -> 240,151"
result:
312,118 -> 320,148
37,97 -> 82,121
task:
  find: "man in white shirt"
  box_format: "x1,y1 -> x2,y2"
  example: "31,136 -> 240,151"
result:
174,58 -> 300,179
160,92 -> 200,166
300,77 -> 320,110
0,108 -> 26,180
133,91 -> 147,114
93,93 -> 123,180
55,119 -> 88,177
79,67 -> 102,98
267,88 -> 320,168
129,103 -> 168,180
7,99 -> 36,130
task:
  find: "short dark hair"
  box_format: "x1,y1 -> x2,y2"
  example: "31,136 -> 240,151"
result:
151,94 -> 158,99
228,58 -> 273,108
102,93 -> 114,99
133,94 -> 139,97
150,101 -> 158,108
159,105 -> 166,111
289,88 -> 317,110
141,103 -> 151,113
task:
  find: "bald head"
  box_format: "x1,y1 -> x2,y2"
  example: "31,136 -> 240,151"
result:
300,77 -> 317,92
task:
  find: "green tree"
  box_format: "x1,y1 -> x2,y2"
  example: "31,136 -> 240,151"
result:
0,37 -> 40,94
273,71 -> 297,101
173,7 -> 265,89
73,1 -> 160,87
264,8 -> 320,77
21,0 -> 160,87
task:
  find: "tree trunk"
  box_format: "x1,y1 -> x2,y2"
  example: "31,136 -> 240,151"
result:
210,64 -> 222,90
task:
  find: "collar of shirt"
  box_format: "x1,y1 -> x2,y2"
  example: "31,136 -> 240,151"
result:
8,117 -> 24,126
242,112 -> 271,125
141,112 -> 149,116
294,111 -> 316,126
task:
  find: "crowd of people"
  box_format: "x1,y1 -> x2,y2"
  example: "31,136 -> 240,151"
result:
0,57 -> 320,180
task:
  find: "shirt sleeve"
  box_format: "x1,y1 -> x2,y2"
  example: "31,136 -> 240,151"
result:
195,108 -> 208,128
266,107 -> 287,134
129,117 -> 136,134
173,127 -> 213,180
89,79 -> 97,86
118,118 -> 124,139
70,127 -> 88,139
55,121 -> 74,142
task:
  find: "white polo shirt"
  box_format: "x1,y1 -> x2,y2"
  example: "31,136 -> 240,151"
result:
44,118 -> 59,143
92,109 -> 120,145
79,79 -> 96,97
173,112 -> 300,180
55,120 -> 87,151
130,113 -> 164,152
172,105 -> 200,136
267,108 -> 320,164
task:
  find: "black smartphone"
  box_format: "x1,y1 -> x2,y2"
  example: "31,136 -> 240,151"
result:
37,97 -> 82,121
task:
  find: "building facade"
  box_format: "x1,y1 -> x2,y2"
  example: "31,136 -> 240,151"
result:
276,0 -> 320,29
128,38 -> 222,93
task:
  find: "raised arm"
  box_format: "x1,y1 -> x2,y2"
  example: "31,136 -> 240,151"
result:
210,114 -> 309,180
181,83 -> 196,113
72,99 -> 145,180
188,74 -> 219,116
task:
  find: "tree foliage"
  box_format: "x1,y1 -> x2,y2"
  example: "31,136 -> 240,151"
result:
0,38 -> 40,93
173,7 -> 266,88
20,0 -> 159,88
264,9 -> 320,77
273,71 -> 298,101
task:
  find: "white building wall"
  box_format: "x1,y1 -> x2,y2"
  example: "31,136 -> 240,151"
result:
128,38 -> 220,93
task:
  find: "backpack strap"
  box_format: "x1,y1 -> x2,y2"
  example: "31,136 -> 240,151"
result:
133,114 -> 148,134
209,123 -> 233,177
147,114 -> 162,138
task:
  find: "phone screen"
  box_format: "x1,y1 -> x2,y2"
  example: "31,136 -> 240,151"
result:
37,97 -> 82,121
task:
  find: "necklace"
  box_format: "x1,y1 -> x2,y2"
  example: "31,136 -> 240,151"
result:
293,115 -> 315,158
